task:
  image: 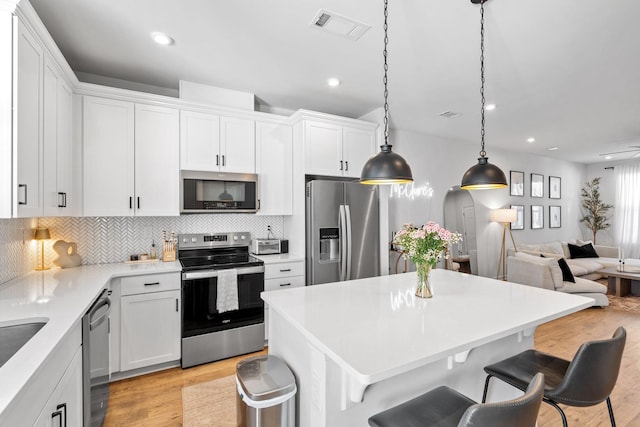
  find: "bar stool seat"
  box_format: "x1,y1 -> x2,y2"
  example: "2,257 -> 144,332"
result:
369,373 -> 544,427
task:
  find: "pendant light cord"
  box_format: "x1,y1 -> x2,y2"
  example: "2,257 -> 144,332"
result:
479,0 -> 486,158
383,0 -> 390,147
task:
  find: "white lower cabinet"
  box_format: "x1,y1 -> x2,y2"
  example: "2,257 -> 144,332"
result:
33,346 -> 82,427
119,273 -> 181,372
263,260 -> 305,341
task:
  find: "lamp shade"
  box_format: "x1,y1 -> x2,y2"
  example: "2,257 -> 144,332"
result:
33,227 -> 51,240
460,157 -> 508,190
360,145 -> 413,185
490,208 -> 518,223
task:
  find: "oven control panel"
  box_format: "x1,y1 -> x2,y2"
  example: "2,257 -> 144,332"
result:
178,232 -> 251,249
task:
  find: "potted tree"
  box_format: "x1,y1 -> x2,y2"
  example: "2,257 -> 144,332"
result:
580,177 -> 613,244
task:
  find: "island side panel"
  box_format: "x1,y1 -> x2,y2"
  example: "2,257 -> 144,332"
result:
268,307 -> 533,427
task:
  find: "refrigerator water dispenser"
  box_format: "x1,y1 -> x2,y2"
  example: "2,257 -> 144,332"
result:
319,228 -> 339,262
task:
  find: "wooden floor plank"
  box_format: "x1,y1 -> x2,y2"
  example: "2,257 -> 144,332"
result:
104,306 -> 640,426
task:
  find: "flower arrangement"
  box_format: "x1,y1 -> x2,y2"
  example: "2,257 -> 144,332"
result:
393,222 -> 462,268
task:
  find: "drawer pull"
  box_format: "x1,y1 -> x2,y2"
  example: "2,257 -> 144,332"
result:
279,269 -> 292,272
144,282 -> 160,286
280,283 -> 291,287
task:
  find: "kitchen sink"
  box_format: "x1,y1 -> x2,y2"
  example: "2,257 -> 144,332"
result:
0,320 -> 47,368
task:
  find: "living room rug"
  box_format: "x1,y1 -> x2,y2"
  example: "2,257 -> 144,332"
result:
607,294 -> 640,312
182,375 -> 237,427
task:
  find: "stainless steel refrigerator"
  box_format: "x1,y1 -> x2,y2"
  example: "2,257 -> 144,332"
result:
306,180 -> 379,285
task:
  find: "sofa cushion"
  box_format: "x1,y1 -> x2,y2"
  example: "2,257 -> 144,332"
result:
566,258 -> 605,276
556,277 -> 607,294
568,242 -> 599,259
557,258 -> 576,283
519,241 -> 565,257
515,252 -> 563,288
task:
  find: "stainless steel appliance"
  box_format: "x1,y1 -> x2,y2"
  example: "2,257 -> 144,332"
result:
179,232 -> 265,368
82,289 -> 111,427
250,238 -> 281,255
180,170 -> 258,213
306,180 -> 380,285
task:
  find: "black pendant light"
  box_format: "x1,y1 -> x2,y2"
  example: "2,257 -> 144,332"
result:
461,0 -> 507,190
360,0 -> 413,185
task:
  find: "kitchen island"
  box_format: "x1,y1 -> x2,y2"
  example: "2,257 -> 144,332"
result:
262,269 -> 594,427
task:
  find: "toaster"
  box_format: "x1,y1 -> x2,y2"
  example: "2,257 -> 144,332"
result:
251,239 -> 281,255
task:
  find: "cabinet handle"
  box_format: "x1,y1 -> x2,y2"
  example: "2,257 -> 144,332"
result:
280,269 -> 291,272
222,155 -> 226,166
18,184 -> 27,205
279,283 -> 291,287
216,154 -> 220,166
345,161 -> 349,171
339,160 -> 343,171
137,197 -> 140,209
176,298 -> 179,312
56,403 -> 67,427
144,282 -> 160,286
129,196 -> 133,209
51,409 -> 63,427
257,199 -> 261,210
58,192 -> 65,207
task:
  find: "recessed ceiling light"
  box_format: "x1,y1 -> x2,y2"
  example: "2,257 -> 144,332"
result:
527,137 -> 536,143
327,78 -> 341,87
547,147 -> 559,151
151,32 -> 174,46
485,104 -> 496,111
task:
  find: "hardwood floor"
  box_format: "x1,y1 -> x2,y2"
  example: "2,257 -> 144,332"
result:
105,306 -> 640,426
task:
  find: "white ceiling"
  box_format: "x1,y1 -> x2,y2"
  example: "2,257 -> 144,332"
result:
29,0 -> 640,164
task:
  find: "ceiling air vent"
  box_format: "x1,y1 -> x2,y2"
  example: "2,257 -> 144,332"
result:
310,9 -> 371,41
440,111 -> 462,119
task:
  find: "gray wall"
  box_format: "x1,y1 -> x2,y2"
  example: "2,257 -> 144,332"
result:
389,128 -> 587,278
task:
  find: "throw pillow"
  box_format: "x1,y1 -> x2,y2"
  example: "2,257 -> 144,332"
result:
557,258 -> 576,283
568,242 -> 599,259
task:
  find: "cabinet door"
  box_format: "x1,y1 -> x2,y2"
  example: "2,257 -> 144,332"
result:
220,116 -> 255,173
342,127 -> 375,179
304,121 -> 343,176
15,18 -> 43,217
134,104 -> 179,216
256,122 -> 292,215
121,290 -> 181,371
83,96 -> 134,216
180,110 -> 219,171
43,55 -> 73,217
33,346 -> 82,427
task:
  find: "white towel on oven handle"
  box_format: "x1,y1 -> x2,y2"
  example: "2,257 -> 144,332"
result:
216,268 -> 239,313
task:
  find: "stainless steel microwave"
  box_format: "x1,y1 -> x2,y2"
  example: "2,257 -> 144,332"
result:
180,170 -> 258,213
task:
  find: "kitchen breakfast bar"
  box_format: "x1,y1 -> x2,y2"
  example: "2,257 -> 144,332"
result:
262,269 -> 594,426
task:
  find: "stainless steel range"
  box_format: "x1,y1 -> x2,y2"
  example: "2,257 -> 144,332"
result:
178,232 -> 265,368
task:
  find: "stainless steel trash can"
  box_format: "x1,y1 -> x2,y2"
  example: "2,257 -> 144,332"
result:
236,355 -> 297,427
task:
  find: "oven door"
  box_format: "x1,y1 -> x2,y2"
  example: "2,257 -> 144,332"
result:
181,266 -> 264,338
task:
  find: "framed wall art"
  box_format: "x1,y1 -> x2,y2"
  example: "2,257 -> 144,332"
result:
531,205 -> 544,229
549,176 -> 561,199
550,205 -> 561,228
531,173 -> 544,198
510,205 -> 524,230
510,171 -> 524,196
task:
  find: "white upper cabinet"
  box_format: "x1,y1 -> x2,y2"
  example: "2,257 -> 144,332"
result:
134,104 -> 179,216
83,96 -> 135,216
83,97 -> 179,216
180,110 -> 255,173
256,122 -> 293,215
15,18 -> 44,218
304,120 -> 375,178
43,54 -> 74,217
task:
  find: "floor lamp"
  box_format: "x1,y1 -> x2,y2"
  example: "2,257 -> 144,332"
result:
490,209 -> 518,281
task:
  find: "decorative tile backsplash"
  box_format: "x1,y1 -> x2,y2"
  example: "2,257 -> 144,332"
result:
0,215 -> 284,285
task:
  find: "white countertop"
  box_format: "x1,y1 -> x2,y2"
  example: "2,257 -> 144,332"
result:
262,269 -> 594,386
0,261 -> 182,418
253,253 -> 304,264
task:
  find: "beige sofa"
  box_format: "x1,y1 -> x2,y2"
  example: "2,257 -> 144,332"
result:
507,252 -> 609,307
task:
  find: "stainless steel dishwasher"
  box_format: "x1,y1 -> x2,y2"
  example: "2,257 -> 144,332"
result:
82,289 -> 111,427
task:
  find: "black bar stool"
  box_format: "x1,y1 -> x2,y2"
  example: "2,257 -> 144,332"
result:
482,326 -> 626,427
368,372 -> 545,427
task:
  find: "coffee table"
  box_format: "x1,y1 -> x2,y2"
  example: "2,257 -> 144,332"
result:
597,266 -> 640,297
